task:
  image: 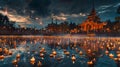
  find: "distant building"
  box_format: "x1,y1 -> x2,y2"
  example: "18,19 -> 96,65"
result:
45,18 -> 58,33
79,1 -> 107,33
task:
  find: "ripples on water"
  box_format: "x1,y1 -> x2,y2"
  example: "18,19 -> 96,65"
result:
0,36 -> 120,67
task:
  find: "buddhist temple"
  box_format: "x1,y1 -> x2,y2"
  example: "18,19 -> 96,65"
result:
79,1 -> 107,33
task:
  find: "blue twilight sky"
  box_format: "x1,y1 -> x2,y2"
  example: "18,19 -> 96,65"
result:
0,0 -> 120,29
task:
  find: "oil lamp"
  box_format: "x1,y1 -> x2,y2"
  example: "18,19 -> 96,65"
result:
30,57 -> 35,65
75,48 -> 79,53
87,61 -> 93,65
4,48 -> 9,55
37,61 -> 42,67
56,57 -> 62,62
52,50 -> 57,58
117,54 -> 120,58
71,55 -> 76,64
40,53 -> 44,59
0,48 -> 2,52
109,53 -> 114,59
16,53 -> 20,60
114,58 -> 118,61
79,51 -> 83,56
12,59 -> 18,65
64,51 -> 70,57
118,47 -> 120,51
50,54 -> 54,58
40,48 -> 45,53
87,49 -> 91,53
105,50 -> 109,55
9,51 -> 13,55
116,51 -> 120,54
0,55 -> 4,60
63,49 -> 67,54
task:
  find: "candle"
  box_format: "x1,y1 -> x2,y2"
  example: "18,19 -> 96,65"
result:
12,59 -> 18,65
8,51 -> 13,55
87,49 -> 91,53
109,54 -> 114,59
4,48 -> 9,55
52,50 -> 57,57
87,61 -> 93,65
71,55 -> 76,64
50,54 -> 54,58
16,53 -> 20,59
117,54 -> 120,58
37,61 -> 42,67
79,51 -> 83,56
105,51 -> 109,55
114,58 -> 118,61
0,48 -> 2,52
0,55 -> 4,60
56,57 -> 62,62
64,51 -> 70,57
30,57 -> 35,65
40,53 -> 44,59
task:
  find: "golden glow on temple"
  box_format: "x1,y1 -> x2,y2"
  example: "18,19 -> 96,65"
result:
79,8 -> 107,32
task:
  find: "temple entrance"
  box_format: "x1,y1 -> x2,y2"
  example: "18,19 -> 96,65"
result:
86,24 -> 92,33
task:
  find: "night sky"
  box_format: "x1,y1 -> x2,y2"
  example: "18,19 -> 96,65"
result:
0,0 -> 120,29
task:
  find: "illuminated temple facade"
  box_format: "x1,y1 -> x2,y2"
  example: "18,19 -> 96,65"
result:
79,7 -> 107,33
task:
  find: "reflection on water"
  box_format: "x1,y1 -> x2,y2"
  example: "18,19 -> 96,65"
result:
0,36 -> 120,67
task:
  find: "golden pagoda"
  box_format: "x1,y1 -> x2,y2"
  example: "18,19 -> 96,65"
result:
79,0 -> 106,33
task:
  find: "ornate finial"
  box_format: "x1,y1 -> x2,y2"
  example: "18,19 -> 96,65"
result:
52,18 -> 54,24
92,0 -> 95,10
51,14 -> 54,24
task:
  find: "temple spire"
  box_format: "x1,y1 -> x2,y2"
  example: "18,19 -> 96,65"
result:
90,0 -> 96,15
92,0 -> 95,10
51,18 -> 54,24
51,14 -> 54,24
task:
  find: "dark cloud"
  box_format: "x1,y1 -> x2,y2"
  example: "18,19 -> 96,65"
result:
0,0 -> 120,17
0,0 -> 120,28
49,0 -> 120,15
1,0 -> 29,8
29,0 -> 51,16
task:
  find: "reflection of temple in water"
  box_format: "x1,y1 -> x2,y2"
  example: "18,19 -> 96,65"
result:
79,1 -> 107,33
